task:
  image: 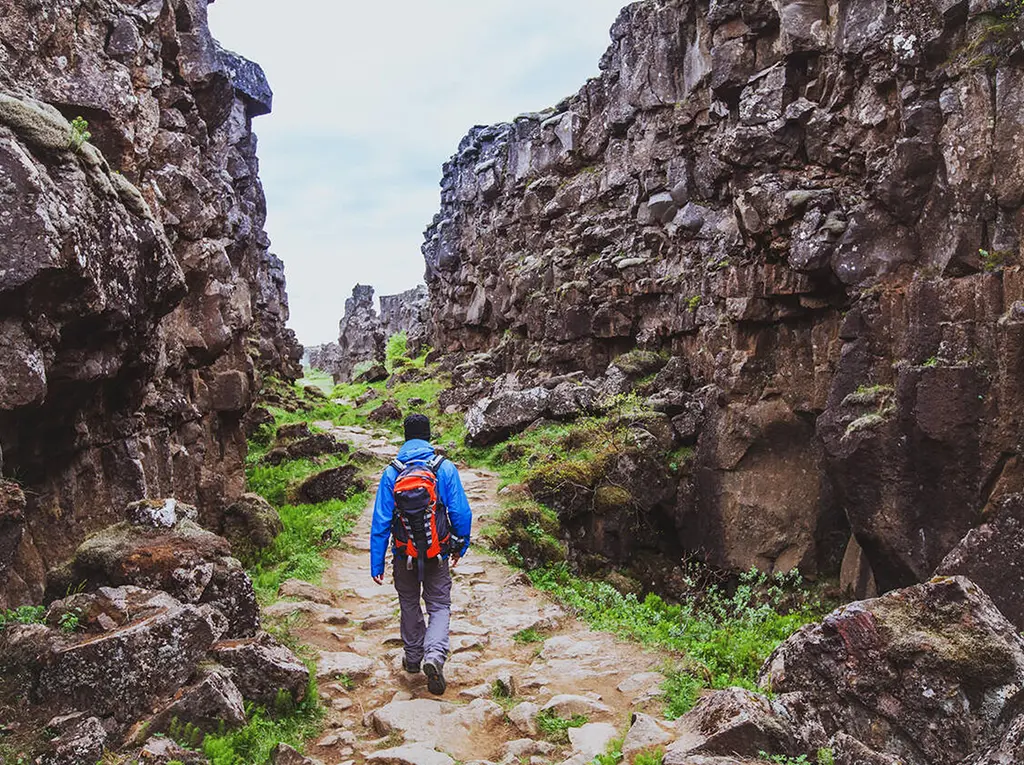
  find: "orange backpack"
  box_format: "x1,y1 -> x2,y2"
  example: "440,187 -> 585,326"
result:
391,455 -> 451,580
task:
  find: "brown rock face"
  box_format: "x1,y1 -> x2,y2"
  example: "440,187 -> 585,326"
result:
424,0 -> 1024,586
760,577 -> 1024,765
0,0 -> 301,607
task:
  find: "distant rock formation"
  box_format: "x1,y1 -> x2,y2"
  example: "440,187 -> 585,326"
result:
424,0 -> 1024,590
334,284 -> 386,382
0,0 -> 301,608
313,284 -> 429,382
307,342 -> 344,375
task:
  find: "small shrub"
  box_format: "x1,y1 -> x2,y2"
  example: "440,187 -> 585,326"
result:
69,115 -> 91,150
633,749 -> 664,765
57,609 -> 81,634
592,737 -> 624,765
980,248 -> 1015,272
0,605 -> 46,630
759,749 -> 835,765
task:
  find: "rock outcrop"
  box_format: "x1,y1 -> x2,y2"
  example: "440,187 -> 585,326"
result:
0,500 -> 308,760
654,576 -> 1024,765
314,284 -> 430,382
0,0 -> 301,608
333,284 -> 386,382
425,0 -> 1024,588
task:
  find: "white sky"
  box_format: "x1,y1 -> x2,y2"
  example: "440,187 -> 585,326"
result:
206,0 -> 627,345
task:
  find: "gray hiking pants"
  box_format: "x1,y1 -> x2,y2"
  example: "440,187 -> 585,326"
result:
393,556 -> 451,665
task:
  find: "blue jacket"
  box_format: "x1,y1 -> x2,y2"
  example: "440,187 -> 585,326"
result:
370,439 -> 472,578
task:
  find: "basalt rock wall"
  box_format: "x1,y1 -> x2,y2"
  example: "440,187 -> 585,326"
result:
425,0 -> 1024,589
0,0 -> 301,608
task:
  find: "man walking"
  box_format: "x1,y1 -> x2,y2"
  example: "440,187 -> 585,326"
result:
370,413 -> 472,695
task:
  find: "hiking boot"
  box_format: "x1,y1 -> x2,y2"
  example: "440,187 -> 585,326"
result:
422,658 -> 446,695
402,656 -> 421,674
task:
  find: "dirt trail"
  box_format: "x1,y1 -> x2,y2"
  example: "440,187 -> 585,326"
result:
282,425 -> 668,765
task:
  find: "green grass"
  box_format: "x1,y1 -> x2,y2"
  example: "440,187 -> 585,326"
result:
634,749 -> 664,765
298,367 -> 334,393
201,692 -> 323,765
759,749 -> 835,765
247,496 -> 365,604
385,331 -> 409,372
511,627 -> 547,644
243,432 -> 366,603
524,564 -> 830,719
536,709 -> 587,744
246,454 -> 351,506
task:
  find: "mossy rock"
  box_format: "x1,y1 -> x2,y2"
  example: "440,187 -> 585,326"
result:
593,484 -> 634,514
490,503 -> 566,569
610,349 -> 668,379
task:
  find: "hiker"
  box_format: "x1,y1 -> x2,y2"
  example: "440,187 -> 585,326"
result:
370,413 -> 472,695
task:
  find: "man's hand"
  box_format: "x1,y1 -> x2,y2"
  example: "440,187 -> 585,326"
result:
450,553 -> 461,569
372,573 -> 385,585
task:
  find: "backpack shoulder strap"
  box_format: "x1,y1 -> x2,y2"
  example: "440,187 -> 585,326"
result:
389,458 -> 406,474
427,454 -> 446,474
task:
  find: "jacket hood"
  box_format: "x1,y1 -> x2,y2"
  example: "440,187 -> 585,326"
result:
397,439 -> 435,464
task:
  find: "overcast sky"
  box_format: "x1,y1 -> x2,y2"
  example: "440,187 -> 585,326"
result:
206,1 -> 627,346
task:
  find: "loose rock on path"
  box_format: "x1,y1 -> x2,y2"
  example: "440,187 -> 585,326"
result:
274,425 -> 669,765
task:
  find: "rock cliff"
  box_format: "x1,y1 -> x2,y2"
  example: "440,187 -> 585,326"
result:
0,0 -> 301,608
425,0 -> 1024,590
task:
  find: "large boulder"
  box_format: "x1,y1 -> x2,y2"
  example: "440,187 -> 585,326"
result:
41,715 -> 108,765
935,494 -> 1024,630
37,600 -> 217,722
367,398 -> 403,422
664,688 -> 795,763
147,666 -> 246,735
465,387 -> 551,446
263,434 -> 349,465
211,631 -> 310,706
296,464 -> 365,503
45,585 -> 187,635
221,493 -> 283,560
46,503 -> 259,637
760,576 -> 1024,765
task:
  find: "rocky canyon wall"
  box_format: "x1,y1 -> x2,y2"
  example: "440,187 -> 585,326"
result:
425,0 -> 1024,590
0,0 -> 301,608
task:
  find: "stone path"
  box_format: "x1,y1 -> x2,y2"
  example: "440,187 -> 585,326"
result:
277,425 -> 669,765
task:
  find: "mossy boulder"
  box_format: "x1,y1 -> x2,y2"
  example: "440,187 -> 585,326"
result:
525,451 -> 613,518
760,576 -> 1024,765
593,485 -> 634,515
46,508 -> 259,638
221,493 -> 283,562
490,503 -> 565,569
609,350 -> 667,379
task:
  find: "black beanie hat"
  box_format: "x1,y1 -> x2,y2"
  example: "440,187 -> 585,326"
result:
404,413 -> 431,442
